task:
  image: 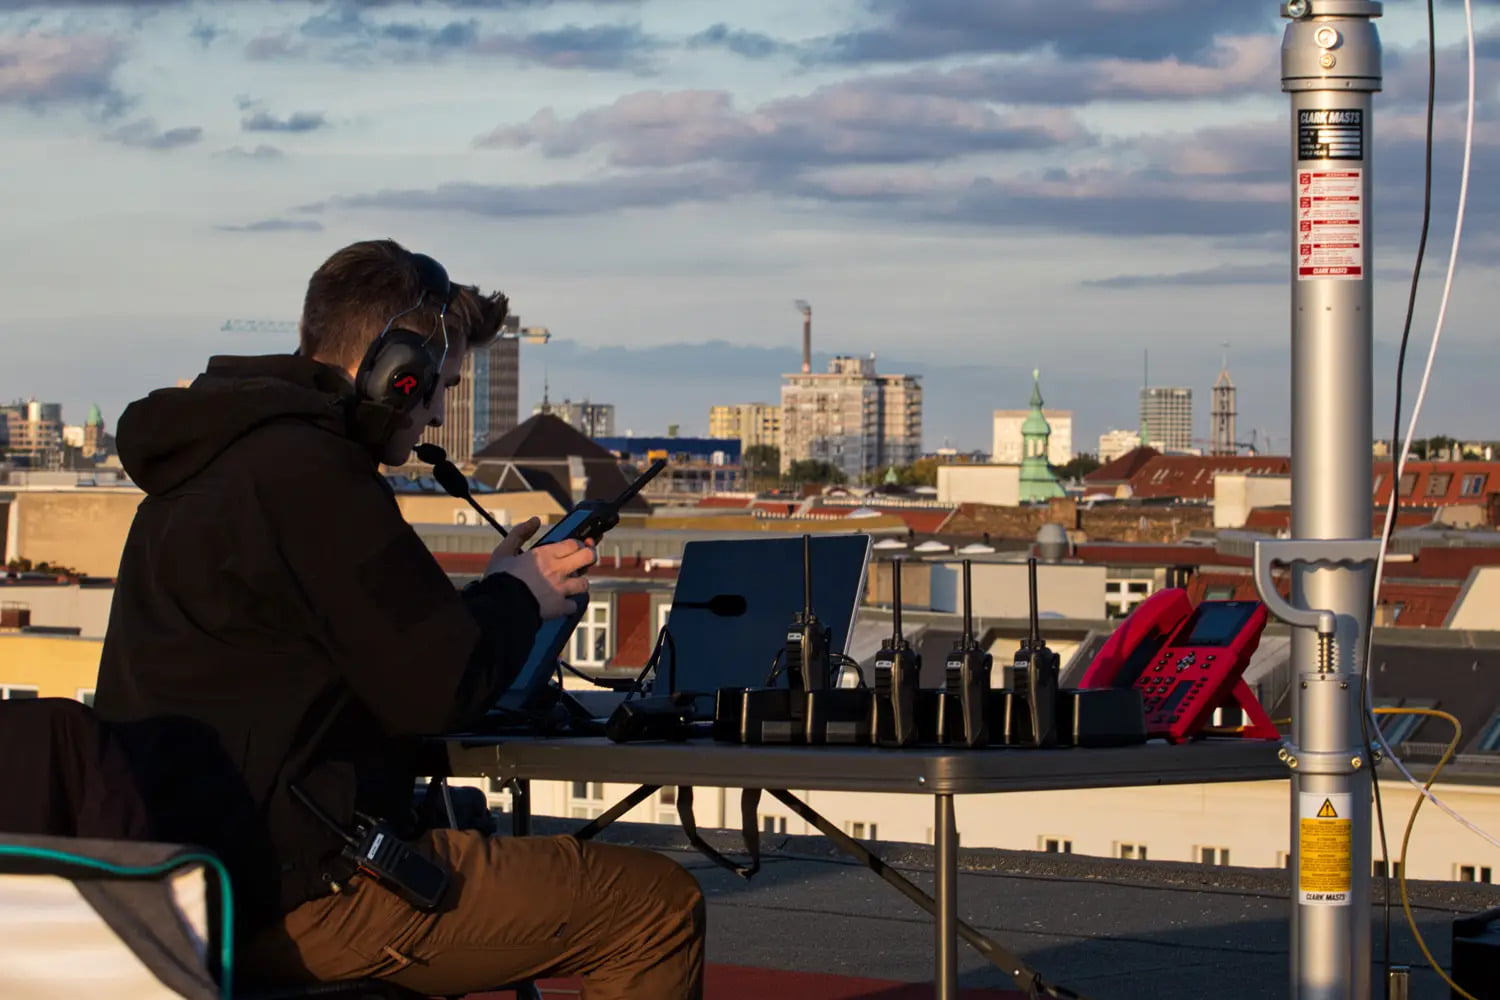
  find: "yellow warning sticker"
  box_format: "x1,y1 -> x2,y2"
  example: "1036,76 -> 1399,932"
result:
1299,792 -> 1353,906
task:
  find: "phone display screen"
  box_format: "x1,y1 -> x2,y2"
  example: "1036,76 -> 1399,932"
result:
1178,602 -> 1259,647
532,506 -> 596,547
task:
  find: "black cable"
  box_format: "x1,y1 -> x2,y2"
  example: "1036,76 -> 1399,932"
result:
1365,3 -> 1436,991
764,648 -> 786,686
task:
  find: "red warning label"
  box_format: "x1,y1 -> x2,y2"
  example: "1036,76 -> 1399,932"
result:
1297,169 -> 1363,280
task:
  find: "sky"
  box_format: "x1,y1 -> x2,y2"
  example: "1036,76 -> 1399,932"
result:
2,0 -> 1499,456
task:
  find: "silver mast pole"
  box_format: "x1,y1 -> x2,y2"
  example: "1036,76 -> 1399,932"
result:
1270,2 -> 1383,997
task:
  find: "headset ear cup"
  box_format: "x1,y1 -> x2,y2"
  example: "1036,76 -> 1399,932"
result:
358,329 -> 440,413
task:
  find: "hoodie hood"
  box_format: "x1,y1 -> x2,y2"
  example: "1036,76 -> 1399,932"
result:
118,354 -> 357,495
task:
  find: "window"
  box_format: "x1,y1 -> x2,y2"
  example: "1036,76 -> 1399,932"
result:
1199,847 -> 1230,866
1204,586 -> 1236,601
1105,579 -> 1152,618
1462,474 -> 1488,497
1374,859 -> 1405,878
1426,472 -> 1452,497
76,688 -> 95,707
568,781 -> 604,820
658,787 -> 676,806
0,686 -> 39,700
846,821 -> 877,841
571,598 -> 611,667
1277,851 -> 1291,869
1398,472 -> 1417,497
762,816 -> 787,835
1457,865 -> 1493,883
1041,837 -> 1073,854
1377,700 -> 1433,746
1117,843 -> 1148,860
1477,713 -> 1500,753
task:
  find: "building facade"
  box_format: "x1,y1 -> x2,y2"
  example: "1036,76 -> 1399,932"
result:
780,356 -> 921,482
993,408 -> 1073,465
534,398 -> 615,439
1139,387 -> 1193,453
708,403 -> 782,452
1,400 -> 65,469
1098,429 -> 1143,463
418,336 -> 519,466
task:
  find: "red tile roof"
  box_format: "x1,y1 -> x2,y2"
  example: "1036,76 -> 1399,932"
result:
1085,446 -> 1160,485
1409,546 -> 1500,581
1374,461 -> 1500,509
696,496 -> 754,509
1122,455 -> 1292,500
1184,571 -> 1458,628
1242,507 -> 1434,534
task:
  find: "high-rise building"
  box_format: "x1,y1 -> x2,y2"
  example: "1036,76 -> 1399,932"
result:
780,355 -> 921,482
420,335 -> 520,466
1139,387 -> 1193,453
708,403 -> 781,451
1211,365 -> 1238,456
993,408 -> 1073,465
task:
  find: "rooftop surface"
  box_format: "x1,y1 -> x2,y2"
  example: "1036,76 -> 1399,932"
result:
511,815 -> 1500,1000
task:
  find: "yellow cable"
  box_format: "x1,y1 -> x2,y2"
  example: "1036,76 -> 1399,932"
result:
1371,706 -> 1476,1000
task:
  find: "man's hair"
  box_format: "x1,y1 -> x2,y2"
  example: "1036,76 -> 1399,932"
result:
298,239 -> 510,369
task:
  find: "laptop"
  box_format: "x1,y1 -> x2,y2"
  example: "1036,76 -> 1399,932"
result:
654,533 -> 874,710
488,533 -> 874,729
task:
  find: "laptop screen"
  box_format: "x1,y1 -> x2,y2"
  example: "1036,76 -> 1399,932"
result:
658,534 -> 873,697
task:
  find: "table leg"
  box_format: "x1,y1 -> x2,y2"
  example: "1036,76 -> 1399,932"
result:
935,793 -> 958,1000
511,778 -> 531,837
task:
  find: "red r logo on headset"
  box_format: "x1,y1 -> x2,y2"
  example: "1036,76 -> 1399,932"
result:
393,374 -> 419,396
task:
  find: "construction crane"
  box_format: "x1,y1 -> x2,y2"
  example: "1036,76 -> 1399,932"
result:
221,319 -> 553,343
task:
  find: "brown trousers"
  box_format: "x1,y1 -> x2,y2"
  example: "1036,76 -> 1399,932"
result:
244,831 -> 705,1000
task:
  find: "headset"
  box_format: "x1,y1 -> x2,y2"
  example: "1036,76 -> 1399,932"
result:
352,250 -> 455,413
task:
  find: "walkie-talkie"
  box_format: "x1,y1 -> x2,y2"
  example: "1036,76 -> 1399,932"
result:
784,533 -> 832,715
1004,557 -> 1059,747
530,459 -> 666,548
944,560 -> 993,748
873,559 -> 921,747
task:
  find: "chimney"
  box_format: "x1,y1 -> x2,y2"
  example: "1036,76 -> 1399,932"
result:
795,300 -> 812,374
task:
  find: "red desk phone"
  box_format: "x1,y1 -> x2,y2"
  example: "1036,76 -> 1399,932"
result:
1079,589 -> 1278,744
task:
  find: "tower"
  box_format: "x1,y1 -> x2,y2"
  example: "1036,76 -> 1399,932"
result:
1211,346 -> 1237,456
83,404 -> 105,459
1018,370 -> 1065,503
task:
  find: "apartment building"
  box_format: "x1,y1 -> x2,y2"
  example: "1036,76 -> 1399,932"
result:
780,356 -> 922,482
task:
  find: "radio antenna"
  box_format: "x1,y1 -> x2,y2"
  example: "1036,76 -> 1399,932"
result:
961,559 -> 974,647
1028,556 -> 1040,648
891,558 -> 903,644
802,534 -> 813,620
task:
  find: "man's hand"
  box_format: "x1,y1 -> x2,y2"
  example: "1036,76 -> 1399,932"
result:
486,519 -> 598,620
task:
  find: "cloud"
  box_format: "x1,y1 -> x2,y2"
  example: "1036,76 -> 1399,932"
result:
217,144 -> 285,160
241,109 -> 329,133
216,218 -> 324,233
809,0 -> 1274,64
0,32 -> 122,105
863,34 -> 1280,106
469,23 -> 655,70
308,168 -> 749,218
103,117 -> 202,150
685,23 -> 789,60
479,86 -> 1088,169
1082,265 -> 1286,289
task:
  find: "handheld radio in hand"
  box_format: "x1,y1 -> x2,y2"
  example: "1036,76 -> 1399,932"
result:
529,459 -> 666,548
1004,557 -> 1059,747
415,442 -> 507,537
944,560 -> 993,747
873,559 -> 921,747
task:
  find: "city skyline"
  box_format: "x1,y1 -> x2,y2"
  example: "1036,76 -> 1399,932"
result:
2,1 -> 1498,454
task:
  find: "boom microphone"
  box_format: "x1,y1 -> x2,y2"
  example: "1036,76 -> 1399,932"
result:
415,443 -> 508,537
673,594 -> 748,617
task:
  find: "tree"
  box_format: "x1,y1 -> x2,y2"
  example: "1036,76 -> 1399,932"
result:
787,459 -> 845,485
5,557 -> 81,577
1056,453 -> 1102,481
743,444 -> 781,488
